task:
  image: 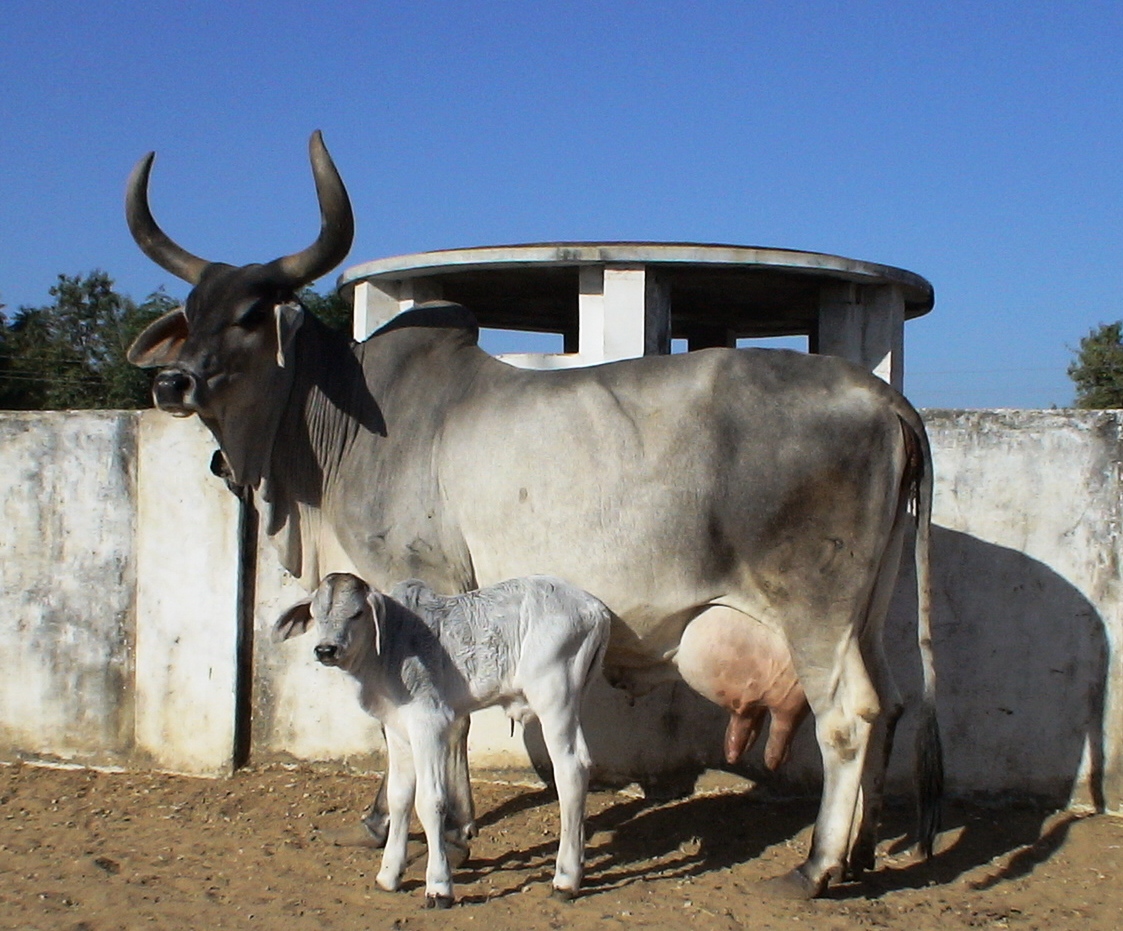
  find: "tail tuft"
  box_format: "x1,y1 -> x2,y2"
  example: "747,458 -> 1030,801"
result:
914,704 -> 944,859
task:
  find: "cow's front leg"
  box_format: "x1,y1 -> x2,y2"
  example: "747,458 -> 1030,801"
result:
412,721 -> 455,908
358,770 -> 391,846
443,715 -> 476,863
375,729 -> 415,893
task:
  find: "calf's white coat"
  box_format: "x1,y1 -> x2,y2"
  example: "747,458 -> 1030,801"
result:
275,573 -> 611,903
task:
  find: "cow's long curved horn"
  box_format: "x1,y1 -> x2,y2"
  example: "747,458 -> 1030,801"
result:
272,131 -> 355,287
125,152 -> 210,285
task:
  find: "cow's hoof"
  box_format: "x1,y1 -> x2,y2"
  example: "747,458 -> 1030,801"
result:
424,894 -> 455,909
761,867 -> 824,900
550,886 -> 578,902
639,771 -> 698,802
322,822 -> 385,849
445,838 -> 471,868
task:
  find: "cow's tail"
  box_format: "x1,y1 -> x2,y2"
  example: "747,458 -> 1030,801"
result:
903,407 -> 944,859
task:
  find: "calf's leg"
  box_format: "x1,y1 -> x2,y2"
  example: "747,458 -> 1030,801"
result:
527,686 -> 591,898
375,730 -> 415,893
410,723 -> 456,907
360,719 -> 474,864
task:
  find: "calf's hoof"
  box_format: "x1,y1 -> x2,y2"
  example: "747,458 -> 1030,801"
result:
761,867 -> 826,900
550,886 -> 578,902
424,894 -> 455,909
375,872 -> 401,893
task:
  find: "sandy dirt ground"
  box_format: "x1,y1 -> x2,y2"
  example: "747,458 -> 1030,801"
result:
1,762 -> 1121,931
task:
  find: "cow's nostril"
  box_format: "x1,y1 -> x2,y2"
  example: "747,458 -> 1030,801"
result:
314,644 -> 339,663
157,371 -> 191,392
153,370 -> 195,408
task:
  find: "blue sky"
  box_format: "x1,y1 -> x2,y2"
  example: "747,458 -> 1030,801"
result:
2,0 -> 1120,408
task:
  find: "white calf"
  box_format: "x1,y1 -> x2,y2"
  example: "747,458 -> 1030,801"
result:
274,572 -> 611,907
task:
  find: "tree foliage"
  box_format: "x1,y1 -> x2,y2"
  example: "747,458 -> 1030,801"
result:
0,273 -> 352,410
1068,322 -> 1123,409
0,272 -> 176,410
299,286 -> 352,335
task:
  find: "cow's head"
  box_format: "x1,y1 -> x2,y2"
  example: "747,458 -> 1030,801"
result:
126,131 -> 354,488
274,572 -> 384,670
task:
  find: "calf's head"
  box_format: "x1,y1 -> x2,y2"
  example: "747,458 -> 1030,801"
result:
274,572 -> 384,669
125,131 -> 354,488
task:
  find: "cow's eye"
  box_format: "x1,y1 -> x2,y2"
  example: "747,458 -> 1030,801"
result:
235,301 -> 270,328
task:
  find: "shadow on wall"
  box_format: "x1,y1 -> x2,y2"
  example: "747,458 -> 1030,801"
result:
887,525 -> 1108,810
525,526 -> 1109,814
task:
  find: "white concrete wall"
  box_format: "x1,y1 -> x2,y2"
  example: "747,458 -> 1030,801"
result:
1,408 -> 1121,809
0,412 -> 137,767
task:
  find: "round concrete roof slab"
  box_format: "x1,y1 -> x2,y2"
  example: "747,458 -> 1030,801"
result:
338,242 -> 934,339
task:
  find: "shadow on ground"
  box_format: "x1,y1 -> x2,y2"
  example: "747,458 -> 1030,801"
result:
453,779 -> 1090,903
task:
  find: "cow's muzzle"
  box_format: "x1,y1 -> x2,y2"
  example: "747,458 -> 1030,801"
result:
153,369 -> 198,415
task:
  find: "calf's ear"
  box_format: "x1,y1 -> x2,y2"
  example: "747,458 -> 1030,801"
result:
274,599 -> 314,642
127,307 -> 190,367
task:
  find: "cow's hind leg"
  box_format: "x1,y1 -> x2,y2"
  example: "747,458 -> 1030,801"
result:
772,635 -> 880,899
848,505 -> 910,877
847,632 -> 903,879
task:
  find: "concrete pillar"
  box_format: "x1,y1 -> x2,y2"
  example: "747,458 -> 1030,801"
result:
578,264 -> 670,363
353,277 -> 445,342
135,414 -> 242,776
817,283 -> 905,389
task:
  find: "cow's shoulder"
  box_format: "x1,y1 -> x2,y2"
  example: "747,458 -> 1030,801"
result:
358,302 -> 485,396
368,302 -> 480,346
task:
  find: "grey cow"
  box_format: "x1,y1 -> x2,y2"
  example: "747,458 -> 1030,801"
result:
275,573 -> 611,906
126,132 -> 942,898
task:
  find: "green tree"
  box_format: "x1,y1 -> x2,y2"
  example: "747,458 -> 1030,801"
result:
1068,322 -> 1123,409
0,275 -> 350,410
0,272 -> 176,410
299,286 -> 352,334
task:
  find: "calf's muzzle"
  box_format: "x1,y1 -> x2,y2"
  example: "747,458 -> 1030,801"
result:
314,643 -> 340,665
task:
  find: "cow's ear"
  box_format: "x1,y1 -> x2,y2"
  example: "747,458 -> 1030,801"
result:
365,589 -> 385,655
274,302 -> 305,367
273,598 -> 314,642
127,307 -> 190,367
